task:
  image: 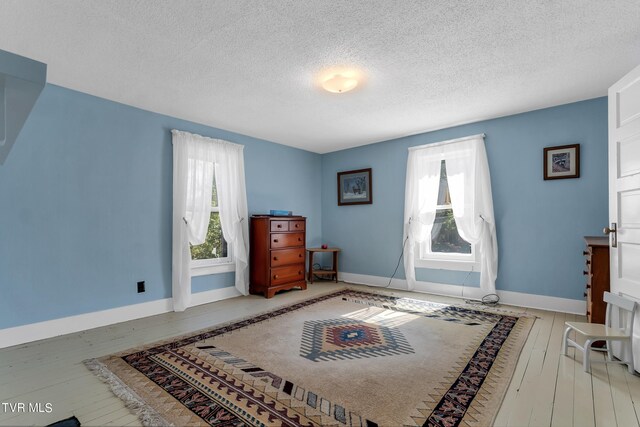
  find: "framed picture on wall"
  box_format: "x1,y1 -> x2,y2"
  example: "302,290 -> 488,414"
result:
543,144 -> 580,180
337,168 -> 372,205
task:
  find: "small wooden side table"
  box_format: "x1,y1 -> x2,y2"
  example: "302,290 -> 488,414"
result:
307,247 -> 341,283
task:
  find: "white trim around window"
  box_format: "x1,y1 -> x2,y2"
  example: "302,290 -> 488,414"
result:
191,260 -> 236,276
415,243 -> 480,271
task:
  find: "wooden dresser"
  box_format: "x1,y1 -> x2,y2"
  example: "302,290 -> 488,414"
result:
250,216 -> 307,298
583,236 -> 610,324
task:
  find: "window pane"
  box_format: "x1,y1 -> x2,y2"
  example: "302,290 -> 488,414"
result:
437,160 -> 451,206
431,209 -> 471,254
431,160 -> 468,254
190,212 -> 228,260
211,174 -> 218,208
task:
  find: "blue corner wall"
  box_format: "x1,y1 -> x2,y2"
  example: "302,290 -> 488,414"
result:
321,98 -> 608,300
0,84 -> 322,329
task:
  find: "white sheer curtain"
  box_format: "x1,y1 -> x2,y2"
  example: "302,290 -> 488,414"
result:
403,151 -> 442,290
172,130 -> 250,312
446,138 -> 498,292
403,134 -> 498,292
215,142 -> 250,297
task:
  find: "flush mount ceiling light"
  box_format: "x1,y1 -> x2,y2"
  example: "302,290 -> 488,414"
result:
322,73 -> 359,93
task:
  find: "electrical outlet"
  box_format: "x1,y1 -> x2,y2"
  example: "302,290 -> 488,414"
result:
137,281 -> 145,293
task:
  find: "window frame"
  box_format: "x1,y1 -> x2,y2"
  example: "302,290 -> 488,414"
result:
416,160 -> 480,272
190,175 -> 235,277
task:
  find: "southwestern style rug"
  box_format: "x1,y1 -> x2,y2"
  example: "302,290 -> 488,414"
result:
85,288 -> 534,427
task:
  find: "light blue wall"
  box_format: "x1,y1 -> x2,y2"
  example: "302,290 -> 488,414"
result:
0,84 -> 322,329
0,81 -> 608,330
321,98 -> 608,300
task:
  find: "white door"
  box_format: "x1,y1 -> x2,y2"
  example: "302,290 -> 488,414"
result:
608,64 -> 640,369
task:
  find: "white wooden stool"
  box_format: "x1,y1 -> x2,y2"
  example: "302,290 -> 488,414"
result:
562,291 -> 636,373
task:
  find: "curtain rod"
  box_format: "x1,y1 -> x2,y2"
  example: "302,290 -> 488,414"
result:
408,133 -> 486,151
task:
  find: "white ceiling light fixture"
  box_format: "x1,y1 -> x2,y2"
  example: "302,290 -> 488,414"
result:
322,73 -> 359,94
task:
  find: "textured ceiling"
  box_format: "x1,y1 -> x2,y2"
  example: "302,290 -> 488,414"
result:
0,1 -> 639,153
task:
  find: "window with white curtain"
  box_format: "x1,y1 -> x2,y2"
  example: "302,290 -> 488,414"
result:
418,159 -> 478,270
190,169 -> 235,276
172,130 -> 250,312
403,134 -> 497,292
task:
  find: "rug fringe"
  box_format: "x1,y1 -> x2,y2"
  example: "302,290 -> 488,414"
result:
83,358 -> 173,427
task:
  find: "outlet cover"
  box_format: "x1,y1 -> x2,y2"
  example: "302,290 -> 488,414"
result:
137,281 -> 145,293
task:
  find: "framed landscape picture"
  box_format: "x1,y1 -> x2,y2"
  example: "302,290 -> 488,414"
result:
543,144 -> 580,180
337,168 -> 372,205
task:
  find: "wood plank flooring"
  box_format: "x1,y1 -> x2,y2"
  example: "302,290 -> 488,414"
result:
1,283 -> 638,426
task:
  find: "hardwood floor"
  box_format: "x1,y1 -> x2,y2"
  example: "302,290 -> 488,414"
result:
1,283 -> 638,426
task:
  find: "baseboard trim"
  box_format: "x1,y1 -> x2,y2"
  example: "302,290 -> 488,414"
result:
340,272 -> 586,315
0,286 -> 240,349
1,273 -> 583,349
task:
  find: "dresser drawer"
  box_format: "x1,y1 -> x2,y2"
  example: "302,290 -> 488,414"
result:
270,264 -> 305,286
270,233 -> 304,249
271,220 -> 289,232
290,220 -> 305,232
271,248 -> 305,267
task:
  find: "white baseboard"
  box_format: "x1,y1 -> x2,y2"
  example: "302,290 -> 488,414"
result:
1,273 -> 583,350
340,272 -> 586,315
0,286 -> 240,349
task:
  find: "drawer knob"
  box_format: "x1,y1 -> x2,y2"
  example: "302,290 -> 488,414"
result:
583,251 -> 589,256
274,275 -> 279,279
274,239 -> 279,243
298,271 -> 302,275
587,311 -> 591,316
273,257 -> 278,261
277,224 -> 282,228
586,284 -> 591,289
295,224 -> 299,228
298,238 -> 302,241
586,260 -> 590,265
584,292 -> 588,298
583,270 -> 589,276
299,254 -> 302,257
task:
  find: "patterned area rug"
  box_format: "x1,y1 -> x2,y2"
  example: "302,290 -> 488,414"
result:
85,288 -> 534,427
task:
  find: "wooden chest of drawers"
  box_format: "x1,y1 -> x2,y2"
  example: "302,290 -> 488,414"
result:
250,216 -> 307,298
583,236 -> 610,324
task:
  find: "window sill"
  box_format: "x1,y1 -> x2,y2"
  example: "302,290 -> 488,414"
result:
415,258 -> 479,272
191,262 -> 235,277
